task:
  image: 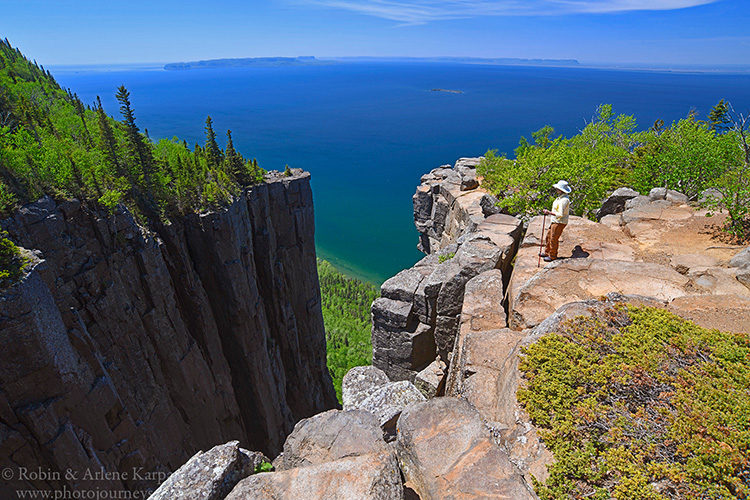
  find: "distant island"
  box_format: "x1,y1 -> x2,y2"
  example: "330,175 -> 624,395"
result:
164,56 -> 328,70
431,88 -> 463,94
164,55 -> 580,71
327,56 -> 580,67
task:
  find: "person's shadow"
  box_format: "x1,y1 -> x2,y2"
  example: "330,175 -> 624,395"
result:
570,245 -> 590,259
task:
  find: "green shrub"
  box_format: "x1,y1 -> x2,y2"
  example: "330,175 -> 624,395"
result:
438,252 -> 455,263
0,230 -> 27,288
254,462 -> 273,473
478,103 -> 750,241
518,305 -> 750,499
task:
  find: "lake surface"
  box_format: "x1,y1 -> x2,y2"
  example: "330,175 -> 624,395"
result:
53,62 -> 750,284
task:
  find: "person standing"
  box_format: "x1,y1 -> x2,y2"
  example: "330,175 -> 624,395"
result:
540,180 -> 571,262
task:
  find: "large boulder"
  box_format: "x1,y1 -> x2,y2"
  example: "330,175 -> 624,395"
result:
396,397 -> 534,500
342,365 -> 390,410
729,246 -> 750,269
226,452 -> 403,500
357,381 -> 426,440
596,187 -> 639,220
276,409 -> 387,471
149,441 -> 267,500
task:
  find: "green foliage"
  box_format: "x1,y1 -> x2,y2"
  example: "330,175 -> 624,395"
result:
630,115 -> 736,198
318,259 -> 379,402
0,229 -> 27,288
478,103 -> 750,240
518,305 -> 750,499
438,252 -> 455,263
479,105 -> 636,219
254,462 -> 273,473
0,39 -> 265,223
284,164 -> 292,177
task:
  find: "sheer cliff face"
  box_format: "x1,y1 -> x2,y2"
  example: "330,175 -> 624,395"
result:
0,171 -> 336,494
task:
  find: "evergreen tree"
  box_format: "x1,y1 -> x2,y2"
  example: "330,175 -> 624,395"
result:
115,85 -> 158,216
224,129 -> 246,181
95,96 -> 125,178
709,99 -> 730,133
204,116 -> 223,168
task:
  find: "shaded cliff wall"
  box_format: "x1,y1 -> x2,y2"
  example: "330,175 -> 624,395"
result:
0,170 -> 336,496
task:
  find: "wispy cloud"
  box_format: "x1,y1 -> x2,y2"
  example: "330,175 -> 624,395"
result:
303,0 -> 720,23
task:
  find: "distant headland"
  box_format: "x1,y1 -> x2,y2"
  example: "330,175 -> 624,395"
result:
164,56 -> 328,70
164,55 -> 580,71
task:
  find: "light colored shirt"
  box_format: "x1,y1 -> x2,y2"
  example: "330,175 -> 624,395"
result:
551,195 -> 570,224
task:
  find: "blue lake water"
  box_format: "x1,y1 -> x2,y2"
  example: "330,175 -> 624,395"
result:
53,63 -> 750,284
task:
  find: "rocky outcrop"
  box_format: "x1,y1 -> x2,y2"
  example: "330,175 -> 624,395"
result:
341,365 -> 391,410
373,158 -> 523,382
595,187 -> 639,220
0,170 -> 337,495
149,441 -> 267,500
508,196 -> 750,332
275,409 -> 386,471
396,397 -> 535,500
226,452 -> 403,500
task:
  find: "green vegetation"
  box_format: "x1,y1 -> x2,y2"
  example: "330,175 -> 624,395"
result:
0,229 -> 27,288
254,461 -> 274,473
518,305 -> 750,499
438,251 -> 455,263
0,39 -> 265,224
479,103 -> 750,240
318,259 -> 379,402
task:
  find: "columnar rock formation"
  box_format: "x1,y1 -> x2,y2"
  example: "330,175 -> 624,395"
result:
0,170 -> 337,496
372,158 -> 522,382
139,158 -> 750,499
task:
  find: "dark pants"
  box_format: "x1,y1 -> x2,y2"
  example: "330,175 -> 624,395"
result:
544,223 -> 566,259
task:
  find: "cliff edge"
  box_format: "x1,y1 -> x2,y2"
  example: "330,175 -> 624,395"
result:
0,170 -> 337,496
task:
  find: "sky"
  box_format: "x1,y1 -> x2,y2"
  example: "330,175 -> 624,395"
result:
1,0 -> 748,67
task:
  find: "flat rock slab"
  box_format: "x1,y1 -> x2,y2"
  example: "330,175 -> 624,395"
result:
668,294 -> 750,334
276,409 -> 387,471
226,452 -> 403,500
510,258 -> 689,329
508,203 -> 750,332
396,397 -> 534,500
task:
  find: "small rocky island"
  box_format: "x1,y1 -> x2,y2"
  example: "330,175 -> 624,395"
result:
430,88 -> 463,94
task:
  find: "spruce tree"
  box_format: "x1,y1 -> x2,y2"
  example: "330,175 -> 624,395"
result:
116,86 -> 155,184
204,116 -> 223,169
115,86 -> 158,217
224,129 -> 245,181
95,96 -> 125,178
709,99 -> 730,133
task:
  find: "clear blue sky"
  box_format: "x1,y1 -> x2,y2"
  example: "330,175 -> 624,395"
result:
1,0 -> 748,66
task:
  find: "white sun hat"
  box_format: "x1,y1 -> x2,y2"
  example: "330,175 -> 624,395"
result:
553,180 -> 572,194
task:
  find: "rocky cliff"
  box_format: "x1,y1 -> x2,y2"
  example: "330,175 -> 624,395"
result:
0,170 -> 337,496
120,158 -> 749,499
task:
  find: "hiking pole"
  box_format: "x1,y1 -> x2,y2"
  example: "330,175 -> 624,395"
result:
538,214 -> 547,268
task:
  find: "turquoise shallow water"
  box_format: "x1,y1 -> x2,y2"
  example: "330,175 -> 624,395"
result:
54,62 -> 750,284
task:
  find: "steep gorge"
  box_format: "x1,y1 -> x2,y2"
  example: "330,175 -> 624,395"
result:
0,170 -> 337,496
